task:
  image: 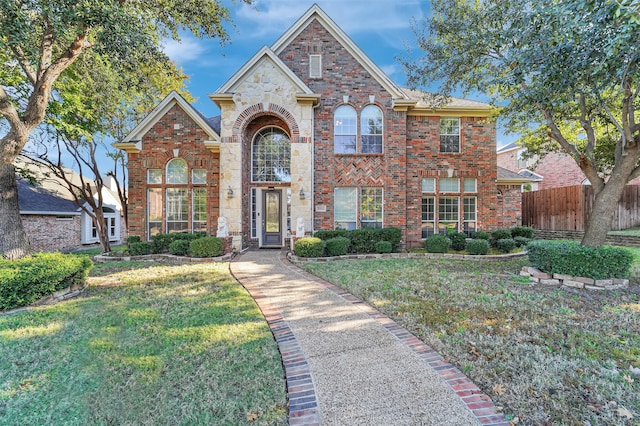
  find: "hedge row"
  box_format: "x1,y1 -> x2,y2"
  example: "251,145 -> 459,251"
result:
313,228 -> 401,254
423,226 -> 535,254
0,253 -> 93,311
127,234 -> 224,258
527,240 -> 632,279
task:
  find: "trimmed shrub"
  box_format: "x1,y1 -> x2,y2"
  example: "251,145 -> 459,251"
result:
151,232 -> 203,253
490,229 -> 512,247
0,253 -> 93,310
377,228 -> 402,252
314,229 -> 349,241
168,239 -> 191,256
496,238 -> 517,253
471,231 -> 491,241
424,234 -> 451,253
294,237 -> 325,258
514,236 -> 531,248
375,240 -> 393,254
126,235 -> 141,246
189,237 -> 223,258
325,237 -> 351,256
467,239 -> 489,255
449,232 -> 467,251
511,226 -> 535,239
527,240 -> 633,279
129,242 -> 152,256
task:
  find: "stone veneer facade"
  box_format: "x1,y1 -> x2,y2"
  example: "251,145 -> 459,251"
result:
119,5 -> 510,252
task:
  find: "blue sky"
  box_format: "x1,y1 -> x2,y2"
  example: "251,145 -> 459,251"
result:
162,0 -> 515,147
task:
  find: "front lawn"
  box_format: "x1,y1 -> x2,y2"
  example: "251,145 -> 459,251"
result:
301,257 -> 639,425
0,260 -> 287,425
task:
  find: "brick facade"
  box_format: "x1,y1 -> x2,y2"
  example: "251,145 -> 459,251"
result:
120,5 -> 513,251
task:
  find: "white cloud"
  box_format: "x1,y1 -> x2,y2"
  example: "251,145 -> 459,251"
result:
162,36 -> 208,64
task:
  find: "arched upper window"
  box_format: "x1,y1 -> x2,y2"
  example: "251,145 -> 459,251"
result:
252,127 -> 291,182
334,105 -> 357,154
166,158 -> 188,184
361,105 -> 383,153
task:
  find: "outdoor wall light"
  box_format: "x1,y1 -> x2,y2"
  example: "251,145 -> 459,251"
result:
299,187 -> 305,200
227,186 -> 234,198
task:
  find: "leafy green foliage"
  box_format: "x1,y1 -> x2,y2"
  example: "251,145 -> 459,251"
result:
128,242 -> 152,256
314,228 -> 401,254
513,236 -> 531,248
151,233 -> 203,254
449,232 -> 467,251
375,240 -> 393,254
314,229 -> 349,241
466,239 -> 489,255
471,231 -> 491,241
511,226 -> 535,239
490,229 -> 512,247
325,237 -> 351,257
527,240 -> 633,279
189,237 -> 223,258
294,237 -> 325,258
168,239 -> 191,256
424,234 -> 451,253
496,238 -> 516,253
0,253 -> 93,310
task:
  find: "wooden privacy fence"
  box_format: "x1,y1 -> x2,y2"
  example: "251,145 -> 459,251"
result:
522,185 -> 640,231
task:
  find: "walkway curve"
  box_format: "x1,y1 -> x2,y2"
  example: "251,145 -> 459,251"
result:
231,249 -> 509,426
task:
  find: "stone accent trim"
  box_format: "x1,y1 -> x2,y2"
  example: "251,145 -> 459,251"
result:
233,103 -> 300,140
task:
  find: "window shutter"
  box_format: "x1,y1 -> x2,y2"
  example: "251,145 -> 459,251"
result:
309,54 -> 322,78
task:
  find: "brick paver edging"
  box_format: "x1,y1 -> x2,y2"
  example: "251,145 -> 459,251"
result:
280,252 -> 510,426
230,255 -> 321,426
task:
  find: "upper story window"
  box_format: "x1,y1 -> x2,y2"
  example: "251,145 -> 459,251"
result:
440,118 -> 460,153
309,54 -> 322,78
334,104 -> 383,154
334,105 -> 357,154
252,127 -> 291,183
166,158 -> 188,184
361,105 -> 383,154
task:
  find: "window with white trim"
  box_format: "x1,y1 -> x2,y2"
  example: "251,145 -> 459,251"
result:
421,196 -> 435,238
334,106 -> 357,154
439,178 -> 459,193
309,54 -> 322,78
334,187 -> 357,230
148,188 -> 162,238
192,188 -> 207,233
440,118 -> 460,153
166,188 -> 188,233
360,188 -> 383,228
463,178 -> 477,193
334,105 -> 383,154
192,169 -> 206,184
360,106 -> 383,153
463,196 -> 477,236
148,169 -> 162,184
252,127 -> 291,182
421,175 -> 478,237
167,158 -> 188,184
438,197 -> 459,233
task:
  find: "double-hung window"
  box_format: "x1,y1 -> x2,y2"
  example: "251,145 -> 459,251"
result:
334,187 -> 383,229
421,176 -> 478,237
440,118 -> 460,153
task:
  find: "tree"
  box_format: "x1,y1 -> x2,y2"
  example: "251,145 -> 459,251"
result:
402,0 -> 640,246
0,0 -> 249,259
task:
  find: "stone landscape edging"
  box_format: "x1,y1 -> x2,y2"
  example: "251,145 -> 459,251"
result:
520,266 -> 630,291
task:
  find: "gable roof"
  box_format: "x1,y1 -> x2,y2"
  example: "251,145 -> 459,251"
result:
117,91 -> 220,152
497,166 -> 538,184
497,142 -> 520,153
269,4 -> 409,102
400,88 -> 492,115
213,46 -> 317,97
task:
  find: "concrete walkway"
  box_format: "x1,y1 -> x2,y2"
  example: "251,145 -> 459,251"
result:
230,250 -> 508,426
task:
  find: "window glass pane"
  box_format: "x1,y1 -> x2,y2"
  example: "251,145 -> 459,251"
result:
166,188 -> 188,233
148,169 -> 162,184
334,187 -> 357,230
361,105 -> 383,154
192,169 -> 207,184
463,196 -> 477,236
421,196 -> 435,238
252,127 -> 291,182
334,106 -> 357,154
464,178 -> 477,192
438,197 -> 459,233
148,188 -> 163,239
166,159 -> 188,184
361,188 -> 383,228
192,188 -> 207,233
439,178 -> 459,193
440,118 -> 460,153
421,178 -> 435,193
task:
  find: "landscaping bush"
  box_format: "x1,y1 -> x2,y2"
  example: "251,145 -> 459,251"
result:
349,228 -> 378,253
189,237 -> 223,258
375,240 -> 393,254
129,242 -> 152,256
126,235 -> 141,246
294,237 -> 325,258
490,229 -> 512,247
466,239 -> 489,255
325,237 -> 351,256
168,239 -> 191,256
151,232 -> 203,253
511,226 -> 535,239
314,229 -> 349,241
527,240 -> 633,279
314,228 -> 401,253
377,228 -> 402,252
496,238 -> 517,253
0,253 -> 93,310
424,234 -> 451,253
449,232 -> 467,251
514,236 -> 531,248
471,231 -> 491,241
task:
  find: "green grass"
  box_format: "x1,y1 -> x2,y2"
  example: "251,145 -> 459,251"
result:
301,257 -> 640,425
0,261 -> 287,425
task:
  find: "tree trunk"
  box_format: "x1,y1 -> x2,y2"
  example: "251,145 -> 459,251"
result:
0,163 -> 31,259
581,181 -> 627,247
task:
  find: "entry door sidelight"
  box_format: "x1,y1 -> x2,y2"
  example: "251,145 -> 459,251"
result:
262,190 -> 282,246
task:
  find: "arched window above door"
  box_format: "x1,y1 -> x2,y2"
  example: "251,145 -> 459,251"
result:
252,127 -> 291,182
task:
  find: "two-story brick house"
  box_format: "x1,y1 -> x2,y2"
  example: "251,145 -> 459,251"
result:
118,4 -> 514,251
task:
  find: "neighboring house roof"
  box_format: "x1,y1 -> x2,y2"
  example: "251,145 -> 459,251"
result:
518,169 -> 544,180
117,91 -> 221,152
15,155 -> 121,215
497,166 -> 538,184
497,142 -> 520,153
